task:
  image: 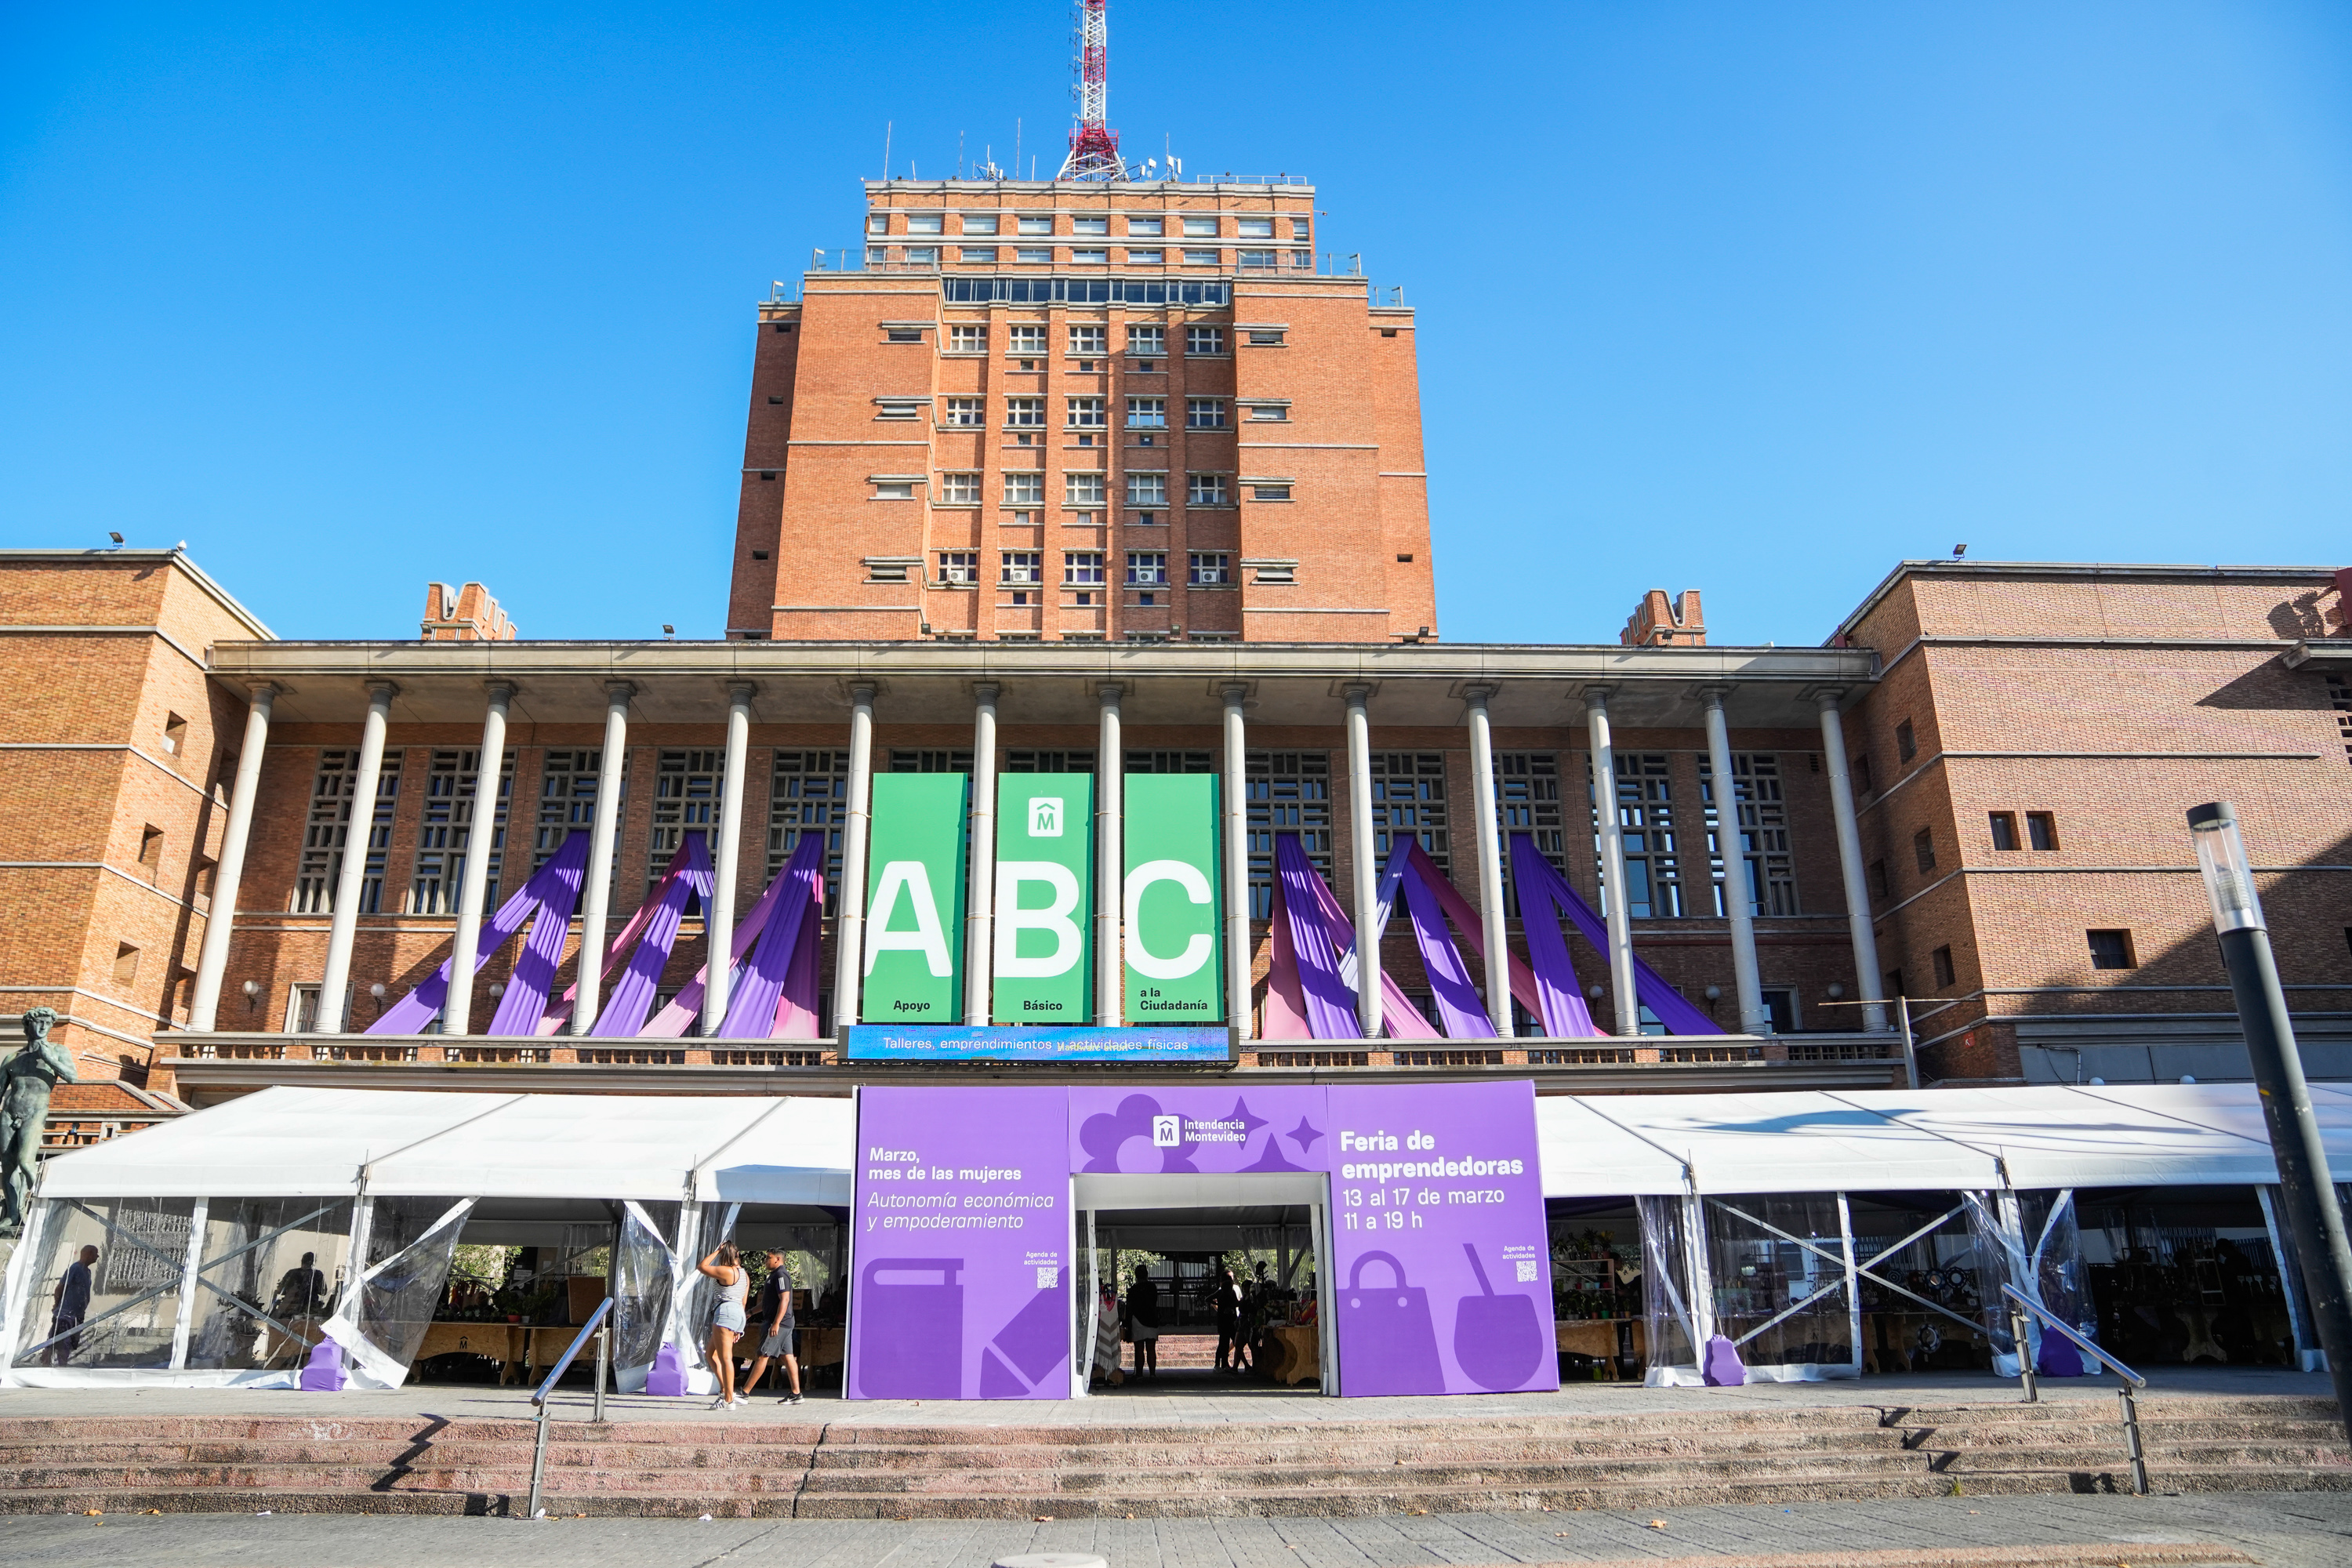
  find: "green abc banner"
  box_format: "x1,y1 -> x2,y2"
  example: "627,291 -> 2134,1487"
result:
1123,773 -> 1224,1022
861,773 -> 969,1022
992,774 -> 1094,1024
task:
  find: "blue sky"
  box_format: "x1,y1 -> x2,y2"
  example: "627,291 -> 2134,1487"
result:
3,2 -> 2348,644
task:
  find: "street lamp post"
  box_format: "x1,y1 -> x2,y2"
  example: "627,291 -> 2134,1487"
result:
2188,800 -> 2352,1441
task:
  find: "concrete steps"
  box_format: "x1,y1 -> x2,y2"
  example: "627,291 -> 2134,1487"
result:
1,1396 -> 2344,1519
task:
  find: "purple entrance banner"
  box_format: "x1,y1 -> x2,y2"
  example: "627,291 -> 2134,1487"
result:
1325,1080 -> 1558,1396
850,1087 -> 1073,1401
1069,1085 -> 1327,1175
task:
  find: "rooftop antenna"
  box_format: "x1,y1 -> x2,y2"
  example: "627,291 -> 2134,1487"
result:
958,129 -> 965,180
1015,118 -> 1022,181
1058,0 -> 1121,180
882,121 -> 891,182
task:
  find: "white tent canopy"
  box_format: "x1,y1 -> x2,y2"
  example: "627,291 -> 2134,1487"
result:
38,1087 -> 855,1207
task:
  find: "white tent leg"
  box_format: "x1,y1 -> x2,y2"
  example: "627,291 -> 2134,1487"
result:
169,1198 -> 209,1370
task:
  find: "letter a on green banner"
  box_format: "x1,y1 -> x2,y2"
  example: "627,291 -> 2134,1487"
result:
992,774 -> 1093,1024
1124,774 -> 1223,1022
862,774 -> 968,1022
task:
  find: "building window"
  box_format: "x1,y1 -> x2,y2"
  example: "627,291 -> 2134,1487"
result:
136,823 -> 163,873
1238,250 -> 1276,270
1128,325 -> 1165,354
872,480 -> 915,501
1187,473 -> 1229,506
1127,750 -> 1213,775
1699,753 -> 1797,917
1913,826 -> 1936,873
160,712 -> 186,757
1251,483 -> 1292,502
649,750 -> 723,896
1126,551 -> 1167,586
1127,472 -> 1167,506
866,213 -> 887,234
1291,218 -> 1311,240
1896,720 -> 1918,762
1072,249 -> 1108,265
2087,929 -> 2137,971
1243,401 -> 1289,422
1064,551 -> 1105,586
1181,249 -> 1220,267
536,750 -> 615,882
1238,216 -> 1275,238
1066,396 -> 1105,429
1869,859 -> 1888,899
959,247 -> 996,263
1596,753 -> 1680,918
1852,753 -> 1873,794
1018,216 -> 1052,236
1181,216 -> 1218,238
1069,325 -> 1106,355
1007,325 -> 1046,354
1370,753 -> 1450,877
936,550 -> 980,585
1493,752 -> 1565,902
1127,216 -> 1164,238
906,212 -> 943,234
409,748 -> 514,913
1246,327 -> 1286,345
1072,215 -> 1109,235
1065,472 -> 1105,507
1185,326 -> 1225,355
1125,248 -> 1164,264
1127,396 -> 1167,428
296,747 -> 397,914
948,325 -> 987,352
2027,811 -> 2059,850
1289,251 -> 1312,270
1188,551 -> 1229,586
1005,397 -> 1044,427
900,248 -> 938,267
1007,749 -> 1098,771
114,942 -> 140,987
963,215 -> 1000,235
1247,751 -> 1332,919
1004,472 -> 1044,506
938,472 -> 981,506
1931,945 -> 1956,989
944,397 -> 984,426
1014,247 -> 1051,264
890,749 -> 973,773
1185,397 -> 1227,430
1989,811 -> 2020,851
1001,550 -> 1042,584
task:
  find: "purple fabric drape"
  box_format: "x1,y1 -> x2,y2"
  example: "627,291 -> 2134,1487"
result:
1276,835 -> 1362,1040
1395,847 -> 1498,1037
775,876 -> 826,1038
1508,835 -> 1600,1039
485,833 -> 590,1036
366,831 -> 591,1036
590,833 -> 714,1039
1405,840 -> 1599,1037
716,832 -> 826,1039
642,851 -> 796,1037
1509,832 -> 1723,1036
540,835 -> 706,1036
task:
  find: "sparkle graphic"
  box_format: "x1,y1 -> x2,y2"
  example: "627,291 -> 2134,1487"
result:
1225,1098 -> 1270,1139
1287,1116 -> 1323,1153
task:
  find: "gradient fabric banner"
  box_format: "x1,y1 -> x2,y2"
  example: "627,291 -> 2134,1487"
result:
1325,1080 -> 1558,1397
991,774 -> 1094,1025
861,774 -> 969,1022
849,1087 -> 1071,1400
1122,773 -> 1223,1024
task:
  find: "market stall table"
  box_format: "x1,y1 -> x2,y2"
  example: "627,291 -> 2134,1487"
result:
1261,1323 -> 1319,1386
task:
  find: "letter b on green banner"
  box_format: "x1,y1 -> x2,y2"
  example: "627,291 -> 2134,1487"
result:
862,774 -> 968,1022
1124,774 -> 1222,1022
993,774 -> 1093,1023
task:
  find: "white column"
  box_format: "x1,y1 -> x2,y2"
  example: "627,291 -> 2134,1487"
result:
1816,690 -> 1889,1031
1465,684 -> 1510,1036
1221,683 -> 1252,1036
187,683 -> 274,1031
1095,683 -> 1123,1026
1701,687 -> 1768,1036
831,682 -> 877,1036
965,683 -> 1000,1025
318,681 -> 396,1034
573,682 -> 631,1036
1344,682 -> 1381,1040
1584,686 -> 1639,1037
702,682 -> 755,1037
441,682 -> 514,1037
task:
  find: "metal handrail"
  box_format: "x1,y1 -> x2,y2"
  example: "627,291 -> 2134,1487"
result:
2000,1285 -> 2150,1495
524,1298 -> 613,1521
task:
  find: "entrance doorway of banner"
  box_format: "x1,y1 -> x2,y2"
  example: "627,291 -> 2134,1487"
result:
1073,1172 -> 1337,1395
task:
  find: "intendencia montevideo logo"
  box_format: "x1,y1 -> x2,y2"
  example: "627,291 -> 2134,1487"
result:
1029,797 -> 1063,837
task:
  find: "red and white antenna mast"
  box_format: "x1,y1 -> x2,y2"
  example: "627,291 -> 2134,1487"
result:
1058,0 -> 1122,180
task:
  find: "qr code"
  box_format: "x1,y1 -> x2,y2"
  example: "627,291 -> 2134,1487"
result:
1036,1266 -> 1058,1288
1514,1259 -> 1540,1283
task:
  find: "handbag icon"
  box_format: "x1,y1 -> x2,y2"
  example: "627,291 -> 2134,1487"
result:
1339,1250 -> 1444,1396
855,1258 -> 964,1399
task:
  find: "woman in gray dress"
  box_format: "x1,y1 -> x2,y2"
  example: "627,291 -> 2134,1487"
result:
697,1242 -> 750,1409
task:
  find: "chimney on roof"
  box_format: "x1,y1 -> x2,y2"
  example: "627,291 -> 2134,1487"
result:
1621,589 -> 1705,648
422,581 -> 518,642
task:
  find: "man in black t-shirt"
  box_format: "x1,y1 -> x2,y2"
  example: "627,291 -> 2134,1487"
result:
740,1252 -> 803,1403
